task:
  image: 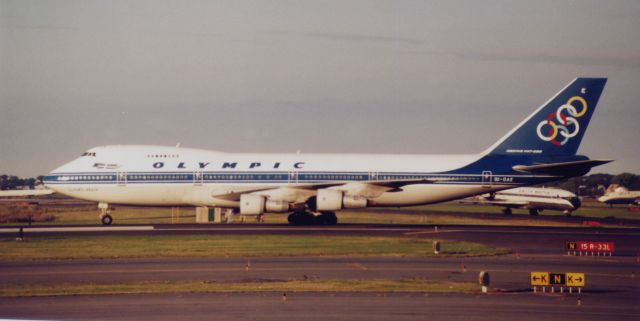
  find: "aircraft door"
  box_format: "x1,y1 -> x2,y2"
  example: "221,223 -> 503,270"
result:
193,170 -> 204,186
482,171 -> 492,188
117,171 -> 127,186
288,171 -> 299,184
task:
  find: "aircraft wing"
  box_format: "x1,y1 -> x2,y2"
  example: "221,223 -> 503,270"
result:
294,177 -> 454,190
0,189 -> 55,197
211,177 -> 455,201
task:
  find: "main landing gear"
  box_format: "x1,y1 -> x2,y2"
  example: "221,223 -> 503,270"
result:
287,211 -> 338,225
504,208 -> 541,216
98,202 -> 113,225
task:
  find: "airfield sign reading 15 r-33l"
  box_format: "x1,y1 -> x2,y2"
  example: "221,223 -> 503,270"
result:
567,241 -> 615,256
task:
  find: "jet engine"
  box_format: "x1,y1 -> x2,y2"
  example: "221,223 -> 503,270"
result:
240,194 -> 290,215
316,189 -> 367,211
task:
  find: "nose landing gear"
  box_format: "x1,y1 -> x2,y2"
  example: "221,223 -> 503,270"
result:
100,213 -> 113,225
98,202 -> 113,225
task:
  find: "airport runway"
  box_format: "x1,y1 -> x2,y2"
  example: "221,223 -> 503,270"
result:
2,223 -> 639,255
1,255 -> 638,290
1,291 -> 639,321
1,224 -> 638,320
1,255 -> 638,321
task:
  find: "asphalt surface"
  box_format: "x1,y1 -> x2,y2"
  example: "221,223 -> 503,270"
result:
2,223 -> 639,255
0,256 -> 637,290
0,224 -> 639,320
1,292 -> 639,321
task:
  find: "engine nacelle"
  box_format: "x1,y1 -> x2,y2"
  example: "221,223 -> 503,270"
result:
343,195 -> 367,209
240,194 -> 265,215
317,189 -> 343,211
265,199 -> 290,213
240,194 -> 291,214
317,189 -> 368,211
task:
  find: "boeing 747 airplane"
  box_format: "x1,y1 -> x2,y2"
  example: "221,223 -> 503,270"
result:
30,78 -> 610,225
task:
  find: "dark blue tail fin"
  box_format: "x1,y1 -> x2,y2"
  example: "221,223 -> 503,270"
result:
486,78 -> 607,157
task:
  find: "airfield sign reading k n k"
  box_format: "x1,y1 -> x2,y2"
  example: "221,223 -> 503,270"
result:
531,271 -> 585,294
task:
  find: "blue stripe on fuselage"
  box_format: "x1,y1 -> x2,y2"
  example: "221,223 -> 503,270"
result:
43,171 -> 556,186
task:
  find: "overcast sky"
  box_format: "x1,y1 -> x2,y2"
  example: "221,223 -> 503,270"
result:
1,0 -> 639,177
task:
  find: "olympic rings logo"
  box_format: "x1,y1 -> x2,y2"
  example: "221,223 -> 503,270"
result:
536,96 -> 587,146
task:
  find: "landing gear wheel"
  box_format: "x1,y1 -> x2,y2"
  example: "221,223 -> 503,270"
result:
101,214 -> 113,225
317,212 -> 338,225
502,208 -> 512,216
564,210 -> 572,217
529,209 -> 539,216
288,211 -> 337,225
287,212 -> 315,225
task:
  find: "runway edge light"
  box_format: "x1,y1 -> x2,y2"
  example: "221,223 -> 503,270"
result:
479,271 -> 490,293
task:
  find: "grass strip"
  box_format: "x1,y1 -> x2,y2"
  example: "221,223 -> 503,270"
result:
333,211 -> 583,227
0,234 -> 506,260
0,279 -> 480,297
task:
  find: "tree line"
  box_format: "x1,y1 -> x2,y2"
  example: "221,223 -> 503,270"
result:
0,175 -> 44,190
542,173 -> 640,196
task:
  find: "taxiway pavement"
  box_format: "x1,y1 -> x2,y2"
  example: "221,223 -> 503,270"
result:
1,291 -> 638,321
0,224 -> 638,321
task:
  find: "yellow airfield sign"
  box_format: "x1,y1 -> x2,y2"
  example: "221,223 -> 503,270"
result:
530,272 -> 549,286
531,272 -> 585,287
566,273 -> 585,287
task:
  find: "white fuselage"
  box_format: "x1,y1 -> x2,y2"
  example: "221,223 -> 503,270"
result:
598,188 -> 640,205
490,187 -> 580,211
37,78 -> 611,218
44,145 -> 521,209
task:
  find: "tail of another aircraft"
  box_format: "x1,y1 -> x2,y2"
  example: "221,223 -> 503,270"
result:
485,78 -> 607,157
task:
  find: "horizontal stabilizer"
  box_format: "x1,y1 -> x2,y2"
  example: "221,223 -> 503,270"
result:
512,159 -> 612,176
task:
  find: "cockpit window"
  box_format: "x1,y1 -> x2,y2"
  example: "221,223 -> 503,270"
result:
81,152 -> 97,157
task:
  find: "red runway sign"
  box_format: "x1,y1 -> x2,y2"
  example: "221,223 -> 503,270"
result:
567,241 -> 614,256
577,242 -> 614,252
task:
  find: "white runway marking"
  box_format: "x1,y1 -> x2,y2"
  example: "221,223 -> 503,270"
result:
0,226 -> 155,233
157,227 -> 416,232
